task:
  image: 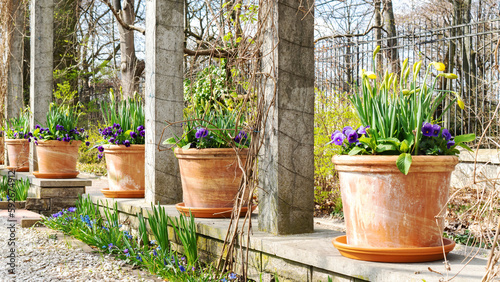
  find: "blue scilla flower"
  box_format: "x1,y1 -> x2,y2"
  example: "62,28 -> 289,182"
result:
228,273 -> 237,280
136,254 -> 142,262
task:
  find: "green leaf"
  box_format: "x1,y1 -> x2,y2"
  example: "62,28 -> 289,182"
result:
400,139 -> 409,153
359,137 -> 376,150
396,153 -> 412,175
162,137 -> 176,145
181,143 -> 191,150
348,146 -> 366,155
454,133 -> 476,144
457,142 -> 473,152
376,143 -> 397,153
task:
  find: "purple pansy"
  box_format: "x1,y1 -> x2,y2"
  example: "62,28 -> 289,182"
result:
447,139 -> 455,149
123,140 -> 131,147
342,126 -> 353,135
357,125 -> 370,135
234,131 -> 247,143
431,124 -> 441,137
195,128 -> 208,139
421,122 -> 433,137
441,128 -> 452,140
98,146 -> 104,153
345,129 -> 359,144
332,132 -> 346,146
130,131 -> 137,139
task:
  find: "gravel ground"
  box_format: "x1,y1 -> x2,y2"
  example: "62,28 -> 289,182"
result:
1,218 -> 162,282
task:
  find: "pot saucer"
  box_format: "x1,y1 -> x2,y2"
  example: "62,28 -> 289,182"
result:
33,171 -> 79,179
332,235 -> 456,263
175,202 -> 256,218
5,166 -> 29,172
101,188 -> 145,198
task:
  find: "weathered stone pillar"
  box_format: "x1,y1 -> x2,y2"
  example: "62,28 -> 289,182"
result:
6,1 -> 25,119
144,0 -> 183,204
29,0 -> 54,172
258,1 -> 315,235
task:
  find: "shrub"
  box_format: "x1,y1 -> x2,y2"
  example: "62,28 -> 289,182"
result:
314,88 -> 359,216
77,124 -> 107,175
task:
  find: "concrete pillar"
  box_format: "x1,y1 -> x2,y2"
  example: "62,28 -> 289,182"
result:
144,0 -> 183,204
29,0 -> 54,172
6,1 -> 25,119
258,1 -> 315,235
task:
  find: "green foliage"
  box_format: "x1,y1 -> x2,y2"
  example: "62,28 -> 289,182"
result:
41,195 -> 221,280
99,89 -> 145,145
3,109 -> 31,139
0,176 -> 30,201
53,79 -> 78,103
164,61 -> 249,149
168,211 -> 198,266
32,102 -> 86,142
314,89 -> 358,216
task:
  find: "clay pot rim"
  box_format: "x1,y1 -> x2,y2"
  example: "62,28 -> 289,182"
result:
36,140 -> 82,147
103,144 -> 145,153
5,138 -> 29,144
174,147 -> 249,157
332,155 -> 458,173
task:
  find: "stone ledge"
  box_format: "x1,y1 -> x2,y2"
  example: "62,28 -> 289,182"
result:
87,192 -> 488,282
459,149 -> 500,164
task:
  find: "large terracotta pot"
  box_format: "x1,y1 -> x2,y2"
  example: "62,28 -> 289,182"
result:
36,140 -> 81,178
5,138 -> 30,171
175,148 -> 249,209
332,155 -> 458,248
104,144 -> 145,193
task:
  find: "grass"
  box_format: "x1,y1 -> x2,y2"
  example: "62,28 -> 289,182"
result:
0,175 -> 30,201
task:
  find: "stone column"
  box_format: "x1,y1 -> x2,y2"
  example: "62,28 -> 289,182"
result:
144,0 -> 183,204
258,1 -> 315,235
29,0 -> 54,172
6,1 -> 25,119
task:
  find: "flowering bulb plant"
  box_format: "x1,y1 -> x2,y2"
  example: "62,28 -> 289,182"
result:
32,103 -> 87,145
96,90 -> 145,159
3,109 -> 31,140
330,46 -> 475,174
163,104 -> 249,149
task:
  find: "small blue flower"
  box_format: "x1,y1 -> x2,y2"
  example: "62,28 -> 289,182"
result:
152,249 -> 158,256
228,272 -> 237,280
179,265 -> 186,272
149,240 -> 156,245
136,254 -> 142,262
108,243 -> 114,249
68,207 -> 77,212
102,246 -> 106,249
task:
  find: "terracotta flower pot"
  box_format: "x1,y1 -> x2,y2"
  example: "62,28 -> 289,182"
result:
175,148 -> 249,209
104,144 -> 145,194
36,140 -> 81,178
5,138 -> 30,171
332,155 -> 458,249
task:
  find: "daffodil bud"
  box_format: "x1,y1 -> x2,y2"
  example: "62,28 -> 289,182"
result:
373,45 -> 381,60
454,92 -> 465,109
402,58 -> 409,75
432,62 -> 446,71
443,73 -> 458,79
413,61 -> 422,80
402,89 -> 410,95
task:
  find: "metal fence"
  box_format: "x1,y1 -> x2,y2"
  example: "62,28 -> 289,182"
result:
315,17 -> 500,147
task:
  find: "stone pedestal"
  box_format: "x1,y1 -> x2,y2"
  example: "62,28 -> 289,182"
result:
144,0 -> 184,204
26,178 -> 91,216
258,1 -> 315,235
29,0 -> 54,172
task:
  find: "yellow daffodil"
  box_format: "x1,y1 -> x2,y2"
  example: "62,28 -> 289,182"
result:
431,62 -> 446,71
365,71 -> 377,80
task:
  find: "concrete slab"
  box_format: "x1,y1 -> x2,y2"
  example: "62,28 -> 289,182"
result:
0,209 -> 42,225
86,192 -> 489,281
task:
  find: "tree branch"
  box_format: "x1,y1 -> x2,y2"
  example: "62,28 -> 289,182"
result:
101,0 -> 145,35
314,24 -> 387,44
183,48 -> 230,58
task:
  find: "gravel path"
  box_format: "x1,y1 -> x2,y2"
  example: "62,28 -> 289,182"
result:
1,218 -> 161,282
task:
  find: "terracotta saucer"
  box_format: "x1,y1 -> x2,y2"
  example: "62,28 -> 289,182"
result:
175,202 -> 256,218
5,166 -> 29,172
33,171 -> 79,179
333,235 -> 456,263
101,188 -> 145,198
